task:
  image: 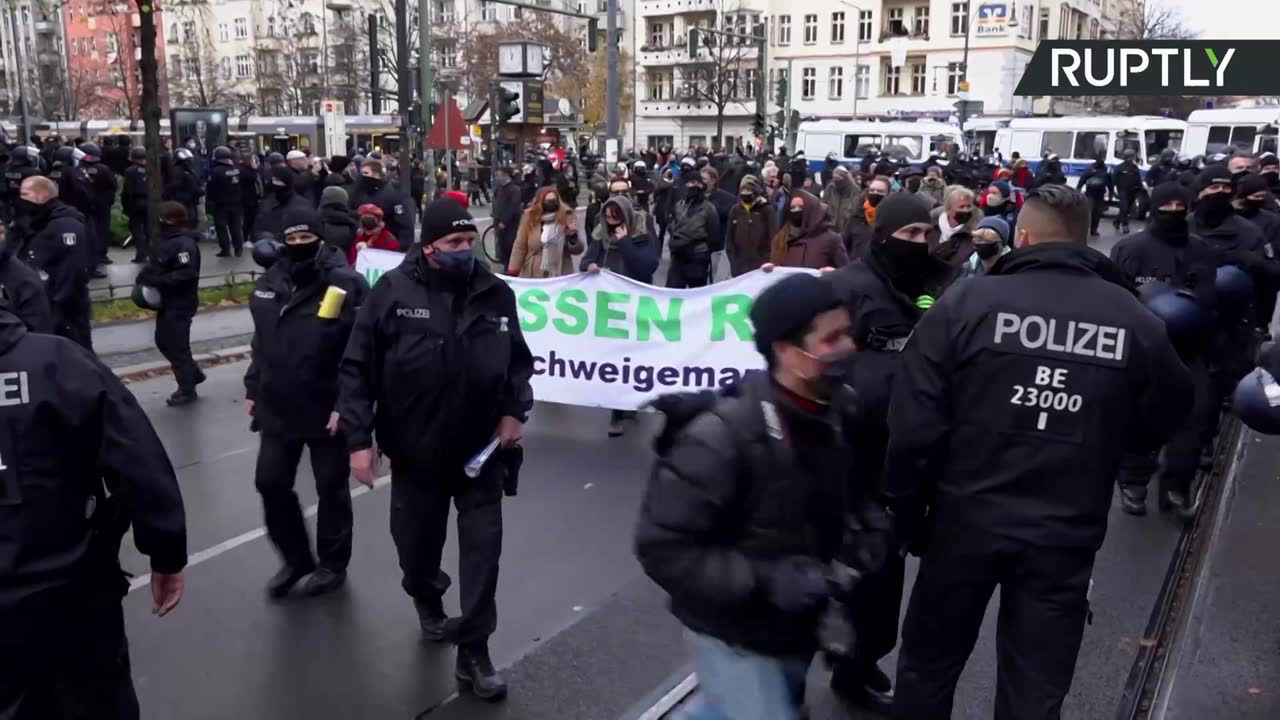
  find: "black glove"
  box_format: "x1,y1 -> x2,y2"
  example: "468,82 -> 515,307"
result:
763,556 -> 829,614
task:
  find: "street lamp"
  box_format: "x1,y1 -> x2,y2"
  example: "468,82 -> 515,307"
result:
959,1 -> 1018,132
836,1 -> 867,119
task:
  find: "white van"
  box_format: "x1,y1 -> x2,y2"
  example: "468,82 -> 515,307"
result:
992,115 -> 1187,186
795,120 -> 964,174
1184,107 -> 1280,159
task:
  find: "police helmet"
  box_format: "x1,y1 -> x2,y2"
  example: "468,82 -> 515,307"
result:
1216,265 -> 1254,311
175,148 -> 194,162
1142,284 -> 1206,351
251,238 -> 284,269
131,284 -> 163,311
130,147 -> 147,161
213,145 -> 234,161
52,146 -> 74,165
1233,367 -> 1280,435
80,143 -> 101,159
266,152 -> 285,165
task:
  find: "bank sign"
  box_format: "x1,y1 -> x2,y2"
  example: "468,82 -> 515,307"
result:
1016,41 -> 1280,96
975,2 -> 1012,37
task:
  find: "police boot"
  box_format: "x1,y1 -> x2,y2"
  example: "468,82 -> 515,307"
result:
830,661 -> 893,715
301,567 -> 346,597
456,642 -> 507,701
266,564 -> 312,600
415,597 -> 451,642
1120,486 -> 1148,516
1160,490 -> 1189,514
166,387 -> 198,407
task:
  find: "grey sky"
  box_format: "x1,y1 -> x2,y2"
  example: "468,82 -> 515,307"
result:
1159,0 -> 1280,40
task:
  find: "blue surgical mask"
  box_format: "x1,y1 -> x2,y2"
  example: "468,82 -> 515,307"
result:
432,247 -> 474,276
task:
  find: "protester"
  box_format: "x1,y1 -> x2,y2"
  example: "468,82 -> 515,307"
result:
508,186 -> 583,278
929,186 -> 983,264
982,180 -> 1020,230
843,177 -> 888,259
492,167 -> 523,269
727,175 -> 777,276
958,216 -> 1011,278
764,190 -> 849,272
667,170 -> 722,288
917,166 -> 946,207
821,166 -> 860,236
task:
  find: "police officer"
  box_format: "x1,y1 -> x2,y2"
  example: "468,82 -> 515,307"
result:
0,295 -> 187,720
0,222 -> 53,334
240,150 -> 263,243
3,146 -> 41,226
81,143 -> 118,268
824,192 -> 956,712
164,147 -> 204,229
138,202 -> 204,406
122,147 -> 151,263
1147,148 -> 1179,190
47,146 -> 97,276
339,198 -> 533,701
348,159 -> 413,250
1111,183 -> 1220,515
18,176 -> 92,351
885,186 -> 1192,720
1111,148 -> 1144,235
1034,153 -> 1067,188
254,165 -> 312,242
207,146 -> 246,257
246,207 -> 367,599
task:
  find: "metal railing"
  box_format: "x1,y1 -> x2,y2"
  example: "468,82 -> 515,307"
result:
90,270 -> 262,304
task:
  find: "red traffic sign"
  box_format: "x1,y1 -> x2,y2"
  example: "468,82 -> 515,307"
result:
424,98 -> 470,151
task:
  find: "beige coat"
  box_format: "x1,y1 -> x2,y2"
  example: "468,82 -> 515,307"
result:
509,220 -> 584,278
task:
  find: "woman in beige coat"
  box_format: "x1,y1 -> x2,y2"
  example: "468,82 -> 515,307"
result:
507,186 -> 583,277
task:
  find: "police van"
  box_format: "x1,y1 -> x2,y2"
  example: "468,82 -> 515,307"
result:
1183,107 -> 1280,159
795,120 -> 964,174
991,115 -> 1187,187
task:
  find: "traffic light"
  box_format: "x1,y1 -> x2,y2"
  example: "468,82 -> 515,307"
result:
588,18 -> 599,52
495,85 -> 521,124
751,112 -> 765,137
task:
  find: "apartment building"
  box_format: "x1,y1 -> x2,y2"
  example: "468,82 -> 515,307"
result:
63,0 -> 171,119
635,0 -> 1111,150
0,3 -> 70,120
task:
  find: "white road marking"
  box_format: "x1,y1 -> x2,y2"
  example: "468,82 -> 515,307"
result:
636,673 -> 699,720
128,473 -> 392,593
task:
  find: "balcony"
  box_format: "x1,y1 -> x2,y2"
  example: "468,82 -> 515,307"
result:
639,0 -> 715,17
36,51 -> 60,66
34,19 -> 55,34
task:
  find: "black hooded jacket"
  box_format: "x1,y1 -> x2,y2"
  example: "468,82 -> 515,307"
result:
245,244 -> 368,441
0,310 -> 186,612
320,203 -> 360,255
883,243 -> 1193,550
254,189 -> 313,242
22,200 -> 89,327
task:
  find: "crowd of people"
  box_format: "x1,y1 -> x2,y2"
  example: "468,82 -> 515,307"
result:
3,125 -> 1280,720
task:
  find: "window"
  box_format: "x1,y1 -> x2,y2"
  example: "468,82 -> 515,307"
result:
1020,4 -> 1033,39
1039,6 -> 1049,40
218,23 -> 228,42
301,13 -> 316,34
843,134 -> 881,158
106,32 -> 119,54
236,54 -> 252,77
884,64 -> 900,95
857,10 -> 872,41
947,62 -> 964,95
482,2 -> 497,21
1040,131 -> 1074,157
910,62 -> 925,95
914,5 -> 929,36
951,2 -> 969,36
744,68 -> 757,99
887,7 -> 904,33
803,14 -> 817,44
830,12 -> 846,44
689,135 -> 706,148
828,67 -> 844,100
234,18 -> 247,39
1058,6 -> 1069,39
1206,126 -> 1257,154
647,135 -> 674,149
1073,131 -> 1108,159
266,16 -> 276,38
220,56 -> 231,80
648,21 -> 667,48
801,66 -> 816,100
169,54 -> 181,80
169,22 -> 177,38
777,15 -> 790,45
111,66 -> 123,85
1143,130 -> 1184,160
855,64 -> 870,98
1090,19 -> 1099,39
182,21 -> 195,43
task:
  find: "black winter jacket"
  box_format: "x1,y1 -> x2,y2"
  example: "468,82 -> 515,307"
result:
338,250 -> 534,470
207,162 -> 245,208
246,245 -> 368,441
22,201 -> 89,329
668,198 -> 722,258
0,246 -> 53,334
48,164 -> 94,217
164,162 -> 204,206
348,178 -> 414,250
121,164 -> 148,217
253,192 -> 313,242
320,203 -> 360,255
138,226 -> 201,315
82,160 -> 118,212
0,311 -> 186,612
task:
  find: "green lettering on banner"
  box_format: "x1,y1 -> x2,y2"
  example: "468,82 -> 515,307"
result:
710,294 -> 754,342
595,291 -> 631,339
553,289 -> 590,335
518,289 -> 550,332
636,297 -> 682,341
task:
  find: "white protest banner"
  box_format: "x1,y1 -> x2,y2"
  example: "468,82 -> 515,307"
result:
355,248 -> 815,410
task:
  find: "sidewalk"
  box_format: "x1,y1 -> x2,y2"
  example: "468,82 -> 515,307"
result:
93,306 -> 253,369
91,244 -> 263,302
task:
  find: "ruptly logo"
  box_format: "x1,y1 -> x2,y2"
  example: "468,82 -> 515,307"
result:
1016,41 -> 1278,96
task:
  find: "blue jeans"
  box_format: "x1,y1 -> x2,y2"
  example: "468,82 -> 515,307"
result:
678,632 -> 810,720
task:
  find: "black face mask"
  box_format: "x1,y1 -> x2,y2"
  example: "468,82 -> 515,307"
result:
685,185 -> 704,201
360,216 -> 379,230
15,198 -> 46,222
974,242 -> 1002,260
787,209 -> 804,227
1243,197 -> 1268,213
359,176 -> 383,192
283,240 -> 320,265
1197,192 -> 1234,226
905,178 -> 922,193
1232,170 -> 1251,184
866,193 -> 886,207
542,199 -> 559,213
1152,208 -> 1189,239
875,236 -> 933,293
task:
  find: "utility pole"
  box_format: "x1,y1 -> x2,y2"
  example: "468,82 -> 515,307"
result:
605,0 -> 619,146
137,0 -> 163,256
368,13 -> 380,113
419,0 -> 435,201
7,3 -> 30,142
394,0 -> 411,191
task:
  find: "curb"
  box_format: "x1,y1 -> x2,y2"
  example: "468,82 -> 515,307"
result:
114,345 -> 253,382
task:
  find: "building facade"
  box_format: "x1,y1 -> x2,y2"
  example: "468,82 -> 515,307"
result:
635,0 -> 1111,151
0,3 -> 71,122
63,0 -> 170,120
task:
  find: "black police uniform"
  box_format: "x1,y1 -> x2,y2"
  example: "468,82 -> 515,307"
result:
246,243 -> 368,580
1111,211 -> 1221,506
23,200 -> 92,351
0,243 -> 54,334
348,177 -> 414,250
82,156 -> 118,265
824,246 -> 956,698
47,159 -> 95,267
122,159 -> 150,262
254,172 -> 314,242
1110,158 -> 1144,231
208,160 -> 246,256
3,152 -> 40,225
884,243 -> 1192,720
164,158 -> 204,229
0,310 -> 186,720
139,224 -> 202,392
338,247 -> 533,649
240,159 -> 263,242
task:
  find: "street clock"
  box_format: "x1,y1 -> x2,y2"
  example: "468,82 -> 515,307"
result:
498,41 -> 544,77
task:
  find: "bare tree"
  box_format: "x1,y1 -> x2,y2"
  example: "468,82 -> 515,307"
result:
254,20 -> 325,115
1111,0 -> 1198,41
681,6 -> 757,150
459,12 -> 587,107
